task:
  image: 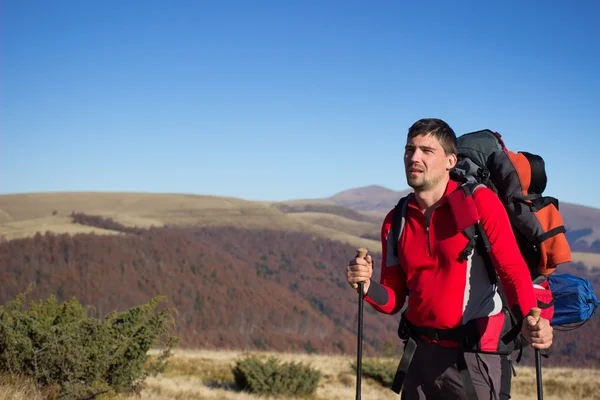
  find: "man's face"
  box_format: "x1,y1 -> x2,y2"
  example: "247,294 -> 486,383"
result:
404,133 -> 455,191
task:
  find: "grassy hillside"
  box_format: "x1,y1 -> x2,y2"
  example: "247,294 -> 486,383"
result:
0,192 -> 379,251
0,192 -> 293,229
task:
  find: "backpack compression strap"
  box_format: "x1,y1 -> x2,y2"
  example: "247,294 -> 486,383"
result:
391,194 -> 411,259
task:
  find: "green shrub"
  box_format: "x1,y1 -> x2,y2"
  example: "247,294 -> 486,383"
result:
232,354 -> 321,397
0,284 -> 178,399
351,358 -> 398,388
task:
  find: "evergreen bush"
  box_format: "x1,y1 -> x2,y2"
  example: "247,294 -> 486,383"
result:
232,354 -> 321,397
0,284 -> 178,399
351,358 -> 398,388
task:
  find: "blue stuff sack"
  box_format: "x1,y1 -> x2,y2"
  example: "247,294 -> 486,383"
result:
548,273 -> 600,328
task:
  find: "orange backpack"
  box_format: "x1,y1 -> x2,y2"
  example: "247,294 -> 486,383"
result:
449,129 -> 572,279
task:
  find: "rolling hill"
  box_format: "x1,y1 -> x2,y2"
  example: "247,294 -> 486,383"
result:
0,192 -> 380,252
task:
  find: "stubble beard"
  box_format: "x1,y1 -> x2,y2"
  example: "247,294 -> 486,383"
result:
406,171 -> 442,193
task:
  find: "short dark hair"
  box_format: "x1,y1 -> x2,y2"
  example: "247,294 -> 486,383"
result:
407,118 -> 458,155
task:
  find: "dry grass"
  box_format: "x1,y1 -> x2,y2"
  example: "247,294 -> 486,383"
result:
287,212 -> 378,238
0,215 -> 124,240
139,349 -> 399,400
510,366 -> 600,400
361,210 -> 388,220
0,375 -> 46,400
1,349 -> 598,399
136,349 -> 600,400
0,192 -> 279,225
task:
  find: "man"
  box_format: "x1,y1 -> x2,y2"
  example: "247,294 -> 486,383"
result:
346,118 -> 553,399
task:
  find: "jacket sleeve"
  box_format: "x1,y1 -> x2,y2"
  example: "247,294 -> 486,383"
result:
473,188 -> 537,320
364,209 -> 408,315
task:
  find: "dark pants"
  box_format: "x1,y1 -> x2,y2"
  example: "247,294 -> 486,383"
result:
400,340 -> 501,400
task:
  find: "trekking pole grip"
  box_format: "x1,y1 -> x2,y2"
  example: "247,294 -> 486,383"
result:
529,307 -> 544,400
356,247 -> 368,259
356,247 -> 368,296
355,247 -> 369,295
355,247 -> 368,400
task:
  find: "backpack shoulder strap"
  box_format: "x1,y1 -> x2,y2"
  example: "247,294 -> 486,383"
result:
390,194 -> 412,259
448,182 -> 496,283
466,191 -> 526,350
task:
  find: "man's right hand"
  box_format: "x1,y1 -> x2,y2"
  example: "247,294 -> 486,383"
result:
347,255 -> 373,295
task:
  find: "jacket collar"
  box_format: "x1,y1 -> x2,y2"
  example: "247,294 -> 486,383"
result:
408,178 -> 459,210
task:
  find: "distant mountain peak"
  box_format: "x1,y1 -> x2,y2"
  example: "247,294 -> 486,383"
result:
329,185 -> 411,213
331,185 -> 397,196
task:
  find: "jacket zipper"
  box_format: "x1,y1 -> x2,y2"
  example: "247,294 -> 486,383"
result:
425,214 -> 432,257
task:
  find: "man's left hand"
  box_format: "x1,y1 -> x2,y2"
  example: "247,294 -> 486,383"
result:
521,314 -> 553,350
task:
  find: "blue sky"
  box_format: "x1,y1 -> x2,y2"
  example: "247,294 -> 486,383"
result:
2,1 -> 599,208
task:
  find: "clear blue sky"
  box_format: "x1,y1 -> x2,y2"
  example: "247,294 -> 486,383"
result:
2,0 -> 599,208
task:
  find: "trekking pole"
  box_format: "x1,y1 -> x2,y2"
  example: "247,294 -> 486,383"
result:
530,307 -> 543,400
355,247 -> 368,400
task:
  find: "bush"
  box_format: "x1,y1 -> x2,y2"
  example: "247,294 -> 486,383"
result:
232,354 -> 321,397
0,284 -> 178,399
351,358 -> 398,388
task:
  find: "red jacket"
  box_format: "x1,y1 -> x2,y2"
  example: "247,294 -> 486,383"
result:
365,179 -> 537,347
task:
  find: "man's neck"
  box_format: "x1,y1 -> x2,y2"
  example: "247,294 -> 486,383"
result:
414,182 -> 449,212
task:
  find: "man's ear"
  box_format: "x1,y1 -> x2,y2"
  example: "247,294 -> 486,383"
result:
447,153 -> 457,170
